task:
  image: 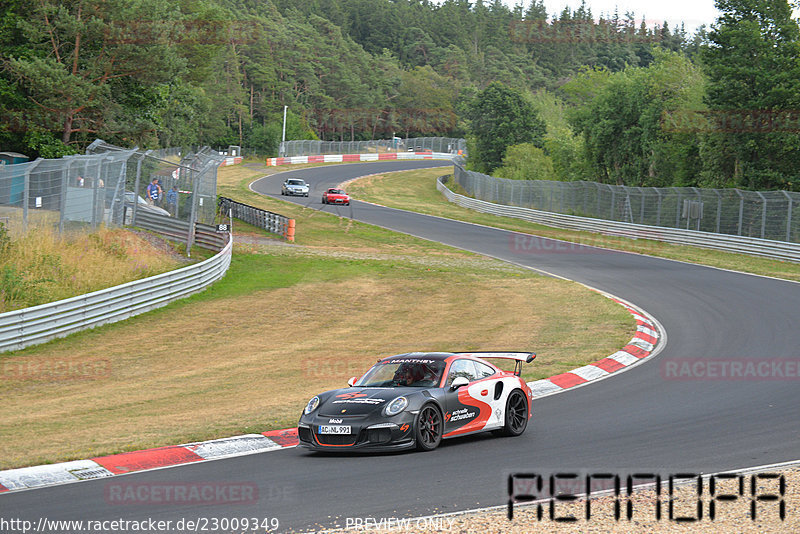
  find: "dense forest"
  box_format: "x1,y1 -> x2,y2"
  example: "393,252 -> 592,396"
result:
1,0 -> 798,190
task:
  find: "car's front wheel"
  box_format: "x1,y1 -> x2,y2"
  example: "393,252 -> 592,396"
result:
498,389 -> 528,437
415,404 -> 443,451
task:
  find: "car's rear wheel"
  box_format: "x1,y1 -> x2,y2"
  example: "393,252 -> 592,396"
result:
415,404 -> 443,451
499,389 -> 528,437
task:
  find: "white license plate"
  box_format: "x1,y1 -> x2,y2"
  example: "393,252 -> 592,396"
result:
318,425 -> 351,435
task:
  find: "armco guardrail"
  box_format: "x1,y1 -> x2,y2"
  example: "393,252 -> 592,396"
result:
0,235 -> 232,353
218,197 -> 294,241
131,209 -> 227,251
437,177 -> 800,263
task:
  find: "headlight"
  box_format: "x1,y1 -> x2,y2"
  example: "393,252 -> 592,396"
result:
384,396 -> 408,416
304,396 -> 320,415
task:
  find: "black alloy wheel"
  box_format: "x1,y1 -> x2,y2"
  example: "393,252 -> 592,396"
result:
500,390 -> 528,437
415,404 -> 443,451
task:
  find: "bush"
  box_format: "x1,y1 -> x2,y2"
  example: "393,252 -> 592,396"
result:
494,143 -> 557,181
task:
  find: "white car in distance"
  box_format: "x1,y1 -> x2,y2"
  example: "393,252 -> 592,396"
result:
281,178 -> 309,197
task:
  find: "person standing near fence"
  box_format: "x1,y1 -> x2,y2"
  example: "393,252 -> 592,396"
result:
146,178 -> 162,206
166,186 -> 178,216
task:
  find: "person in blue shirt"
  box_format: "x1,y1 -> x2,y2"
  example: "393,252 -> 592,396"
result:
146,178 -> 162,205
166,186 -> 178,216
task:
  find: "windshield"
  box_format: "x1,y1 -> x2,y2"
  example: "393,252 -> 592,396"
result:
328,189 -> 345,195
355,359 -> 446,388
287,179 -> 305,185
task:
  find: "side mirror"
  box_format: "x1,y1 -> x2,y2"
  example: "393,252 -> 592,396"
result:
347,376 -> 357,387
450,376 -> 469,390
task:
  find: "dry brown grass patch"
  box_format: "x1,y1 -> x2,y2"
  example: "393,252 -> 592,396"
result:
0,226 -> 184,312
0,264 -> 630,468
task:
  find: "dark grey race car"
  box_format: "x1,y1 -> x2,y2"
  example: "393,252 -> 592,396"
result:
297,352 -> 535,452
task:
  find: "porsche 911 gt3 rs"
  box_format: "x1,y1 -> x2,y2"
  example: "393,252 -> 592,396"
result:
297,352 -> 535,452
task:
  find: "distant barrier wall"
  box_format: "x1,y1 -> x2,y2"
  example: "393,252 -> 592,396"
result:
267,152 -> 458,166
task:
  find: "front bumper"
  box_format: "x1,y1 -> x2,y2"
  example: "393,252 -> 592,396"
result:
285,189 -> 309,196
297,419 -> 415,452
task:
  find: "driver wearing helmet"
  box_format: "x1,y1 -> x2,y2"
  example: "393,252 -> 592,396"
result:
394,364 -> 422,386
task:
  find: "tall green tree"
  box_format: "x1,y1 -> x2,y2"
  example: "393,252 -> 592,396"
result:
466,82 -> 546,173
699,0 -> 800,190
394,66 -> 458,138
568,51 -> 705,186
5,0 -> 187,148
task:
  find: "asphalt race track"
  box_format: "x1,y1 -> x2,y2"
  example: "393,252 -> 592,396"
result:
7,161 -> 800,532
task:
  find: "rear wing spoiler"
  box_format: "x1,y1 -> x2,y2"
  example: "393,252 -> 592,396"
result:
456,352 -> 536,376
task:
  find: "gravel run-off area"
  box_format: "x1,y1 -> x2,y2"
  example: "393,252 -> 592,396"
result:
319,466 -> 799,533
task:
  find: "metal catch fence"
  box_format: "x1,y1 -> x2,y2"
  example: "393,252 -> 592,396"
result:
279,137 -> 466,158
453,160 -> 800,243
0,141 -> 224,249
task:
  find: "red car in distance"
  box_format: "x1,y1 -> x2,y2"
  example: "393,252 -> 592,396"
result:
322,188 -> 350,206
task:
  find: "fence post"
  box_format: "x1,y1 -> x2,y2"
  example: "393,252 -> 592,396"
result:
593,182 -> 602,217
638,187 -> 646,224
692,187 -> 702,231
131,153 -> 145,227
60,157 -> 73,233
655,188 -> 662,226
714,190 -> 722,234
609,185 -> 616,220
736,189 -> 744,236
544,181 -> 550,212
186,164 -> 200,256
579,182 -> 587,215
91,157 -> 105,229
22,158 -> 43,231
756,191 -> 767,239
111,155 -> 128,225
783,191 -> 793,242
